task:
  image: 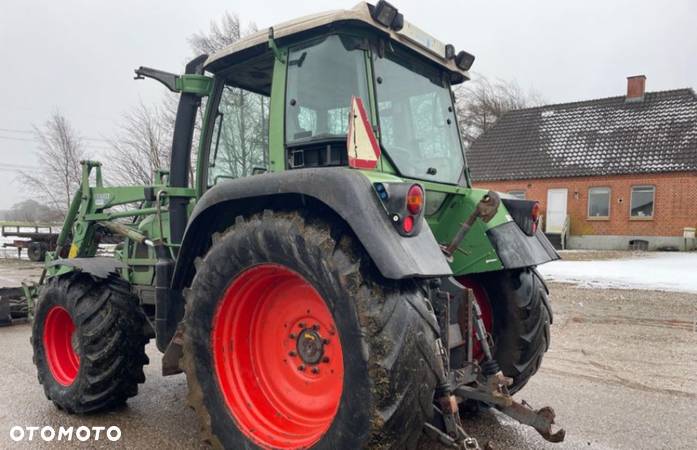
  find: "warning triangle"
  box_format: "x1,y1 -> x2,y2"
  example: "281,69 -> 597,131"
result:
346,96 -> 381,169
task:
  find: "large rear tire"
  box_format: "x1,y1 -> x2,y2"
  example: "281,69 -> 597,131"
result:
31,274 -> 149,413
181,210 -> 441,450
461,268 -> 552,394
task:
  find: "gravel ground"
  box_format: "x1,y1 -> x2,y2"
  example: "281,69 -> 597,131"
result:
1,259 -> 696,449
0,259 -> 41,288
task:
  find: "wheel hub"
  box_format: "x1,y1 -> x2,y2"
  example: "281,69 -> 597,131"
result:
295,326 -> 325,365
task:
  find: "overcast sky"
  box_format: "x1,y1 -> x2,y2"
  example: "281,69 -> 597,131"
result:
1,0 -> 695,209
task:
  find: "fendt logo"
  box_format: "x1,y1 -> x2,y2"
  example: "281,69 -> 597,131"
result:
9,425 -> 122,442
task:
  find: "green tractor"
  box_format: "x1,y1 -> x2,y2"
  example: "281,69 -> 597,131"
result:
29,2 -> 564,448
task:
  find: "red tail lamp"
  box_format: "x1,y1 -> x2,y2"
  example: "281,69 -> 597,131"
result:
402,215 -> 414,233
406,185 -> 424,215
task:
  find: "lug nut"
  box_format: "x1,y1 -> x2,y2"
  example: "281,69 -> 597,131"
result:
289,351 -> 297,357
299,322 -> 306,328
297,365 -> 305,371
322,338 -> 330,345
289,333 -> 297,339
312,324 -> 320,331
322,356 -> 330,363
311,367 -> 319,374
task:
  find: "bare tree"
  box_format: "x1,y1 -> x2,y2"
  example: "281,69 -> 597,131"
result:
20,112 -> 86,212
108,101 -> 171,185
6,199 -> 63,223
189,12 -> 243,55
108,12 -> 264,186
455,76 -> 544,147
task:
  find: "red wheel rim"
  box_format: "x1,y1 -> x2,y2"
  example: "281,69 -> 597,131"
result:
457,277 -> 493,361
43,306 -> 80,386
211,264 -> 344,450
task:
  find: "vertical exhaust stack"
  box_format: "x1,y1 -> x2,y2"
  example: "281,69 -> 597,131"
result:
626,75 -> 646,103
168,54 -> 208,252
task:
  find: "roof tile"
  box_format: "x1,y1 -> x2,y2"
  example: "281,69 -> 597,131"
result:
468,89 -> 697,181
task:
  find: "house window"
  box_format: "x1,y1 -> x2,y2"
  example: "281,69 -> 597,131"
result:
508,190 -> 526,199
630,186 -> 655,218
588,187 -> 610,218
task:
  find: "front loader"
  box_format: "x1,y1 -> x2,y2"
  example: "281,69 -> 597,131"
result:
28,2 -> 564,448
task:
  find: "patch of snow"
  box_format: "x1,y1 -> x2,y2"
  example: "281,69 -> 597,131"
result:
538,252 -> 697,293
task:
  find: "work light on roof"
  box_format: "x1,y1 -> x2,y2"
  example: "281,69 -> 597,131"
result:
372,0 -> 404,31
455,50 -> 475,71
455,50 -> 474,70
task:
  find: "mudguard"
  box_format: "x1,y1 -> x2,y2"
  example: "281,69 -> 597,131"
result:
487,222 -> 559,269
171,167 -> 452,288
47,257 -> 125,279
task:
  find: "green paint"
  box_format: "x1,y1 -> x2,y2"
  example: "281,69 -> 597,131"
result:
267,48 -> 288,173
175,74 -> 213,96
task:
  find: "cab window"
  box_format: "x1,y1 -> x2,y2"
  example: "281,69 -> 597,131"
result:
285,35 -> 371,144
208,85 -> 269,185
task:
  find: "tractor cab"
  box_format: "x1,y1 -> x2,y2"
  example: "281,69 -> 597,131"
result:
195,1 -> 475,194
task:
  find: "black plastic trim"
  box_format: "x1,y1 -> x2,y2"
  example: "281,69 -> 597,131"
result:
486,221 -> 559,269
169,54 -> 207,251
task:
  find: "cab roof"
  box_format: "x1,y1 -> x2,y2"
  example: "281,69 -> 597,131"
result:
204,2 -> 470,95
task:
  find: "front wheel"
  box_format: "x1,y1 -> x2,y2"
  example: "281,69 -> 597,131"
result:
31,274 -> 148,413
181,211 -> 441,449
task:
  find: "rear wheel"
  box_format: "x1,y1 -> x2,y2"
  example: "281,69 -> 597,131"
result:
182,210 -> 441,449
31,274 -> 148,413
459,268 -> 551,393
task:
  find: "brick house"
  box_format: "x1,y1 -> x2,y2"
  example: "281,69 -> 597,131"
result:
467,76 -> 697,250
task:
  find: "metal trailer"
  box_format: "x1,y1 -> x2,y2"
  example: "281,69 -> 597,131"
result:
1,222 -> 60,261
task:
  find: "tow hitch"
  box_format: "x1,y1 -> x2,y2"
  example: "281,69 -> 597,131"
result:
425,280 -> 565,449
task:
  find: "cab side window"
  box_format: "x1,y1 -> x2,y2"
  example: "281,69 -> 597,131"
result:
208,85 -> 269,185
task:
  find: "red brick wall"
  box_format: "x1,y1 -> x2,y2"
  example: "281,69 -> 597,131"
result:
473,172 -> 697,237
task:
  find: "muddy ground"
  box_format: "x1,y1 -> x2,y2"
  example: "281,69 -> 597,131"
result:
0,260 -> 695,449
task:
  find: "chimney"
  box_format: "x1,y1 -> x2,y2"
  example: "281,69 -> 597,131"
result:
626,75 -> 646,102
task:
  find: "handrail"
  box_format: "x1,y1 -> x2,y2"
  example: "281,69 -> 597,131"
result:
561,215 -> 571,250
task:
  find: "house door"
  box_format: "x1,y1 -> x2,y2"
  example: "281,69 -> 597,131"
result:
546,189 -> 568,233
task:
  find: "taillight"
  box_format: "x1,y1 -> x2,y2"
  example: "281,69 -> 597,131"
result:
531,202 -> 540,233
402,215 -> 414,233
406,185 -> 424,215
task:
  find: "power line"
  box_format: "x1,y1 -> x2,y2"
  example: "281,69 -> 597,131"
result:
0,127 -> 113,143
0,135 -> 112,151
0,128 -> 33,134
0,135 -> 36,143
0,162 -> 38,170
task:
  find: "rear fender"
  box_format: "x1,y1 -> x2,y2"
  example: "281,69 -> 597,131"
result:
171,167 -> 452,290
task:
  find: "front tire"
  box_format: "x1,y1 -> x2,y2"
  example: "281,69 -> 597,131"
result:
31,274 -> 148,413
181,211 -> 441,449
